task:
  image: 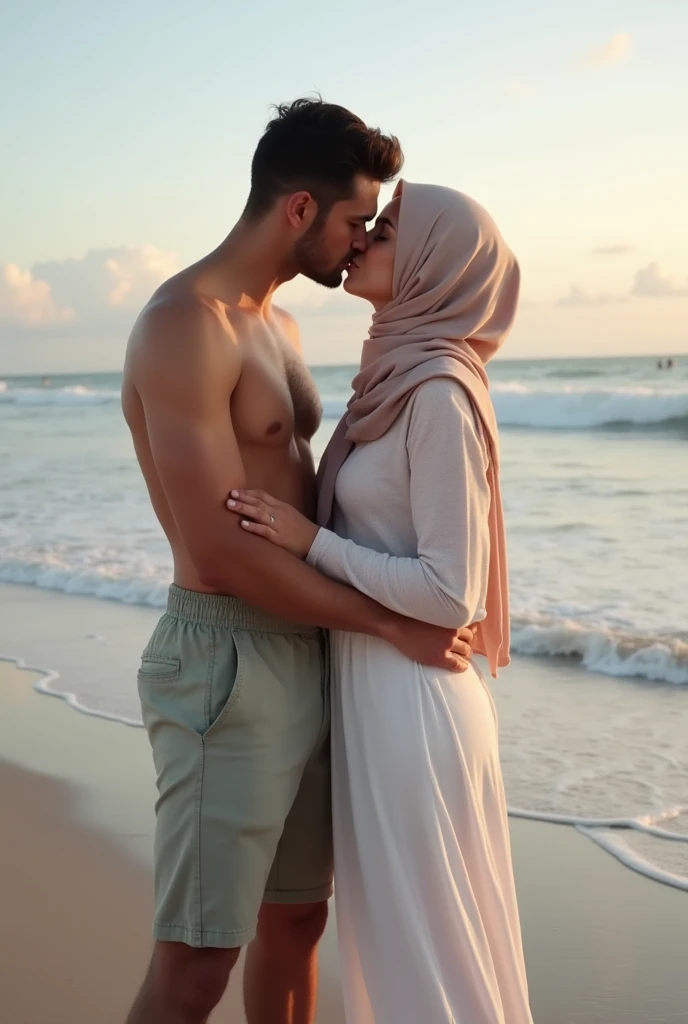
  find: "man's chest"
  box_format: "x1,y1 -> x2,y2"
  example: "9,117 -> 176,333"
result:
232,330 -> 322,447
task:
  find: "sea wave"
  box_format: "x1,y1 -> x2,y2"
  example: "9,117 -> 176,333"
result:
3,380 -> 688,431
323,384 -> 688,431
0,384 -> 120,406
511,614 -> 688,685
0,559 -> 169,608
543,367 -> 608,379
1,557 -> 686,685
492,383 -> 688,430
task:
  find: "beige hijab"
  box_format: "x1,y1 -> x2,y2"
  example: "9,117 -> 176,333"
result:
316,181 -> 520,677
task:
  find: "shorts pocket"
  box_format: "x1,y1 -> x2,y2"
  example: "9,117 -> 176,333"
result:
137,655 -> 180,683
203,631 -> 246,739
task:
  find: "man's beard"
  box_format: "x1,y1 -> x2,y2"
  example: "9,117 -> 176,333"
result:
294,225 -> 353,289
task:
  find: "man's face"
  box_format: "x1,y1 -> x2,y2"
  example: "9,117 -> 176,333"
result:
294,175 -> 380,288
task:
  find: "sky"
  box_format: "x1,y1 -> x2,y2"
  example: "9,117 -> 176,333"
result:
2,0 -> 687,373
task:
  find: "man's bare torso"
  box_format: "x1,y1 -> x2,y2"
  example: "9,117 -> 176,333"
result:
122,271 -> 322,594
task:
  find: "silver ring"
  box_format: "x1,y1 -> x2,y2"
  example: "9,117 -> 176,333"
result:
270,514 -> 276,525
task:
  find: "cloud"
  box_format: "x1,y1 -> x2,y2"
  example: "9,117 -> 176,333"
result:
592,244 -> 635,256
0,264 -> 74,327
559,264 -> 688,307
557,285 -> 624,307
0,246 -> 178,337
32,246 -> 178,323
582,32 -> 633,69
632,263 -> 688,298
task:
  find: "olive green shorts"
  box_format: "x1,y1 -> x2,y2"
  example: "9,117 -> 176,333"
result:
137,585 -> 332,949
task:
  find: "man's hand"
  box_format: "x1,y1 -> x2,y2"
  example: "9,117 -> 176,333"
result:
225,489 -> 478,671
381,619 -> 477,672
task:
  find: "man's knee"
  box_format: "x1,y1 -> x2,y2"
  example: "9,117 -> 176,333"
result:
149,941 -> 240,1016
256,900 -> 329,953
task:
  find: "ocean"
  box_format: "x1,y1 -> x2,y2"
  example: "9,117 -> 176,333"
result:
1,354 -> 687,887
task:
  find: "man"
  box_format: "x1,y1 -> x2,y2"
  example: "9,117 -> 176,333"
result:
122,99 -> 475,1024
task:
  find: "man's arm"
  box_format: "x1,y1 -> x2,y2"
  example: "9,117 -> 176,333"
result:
131,300 -> 468,667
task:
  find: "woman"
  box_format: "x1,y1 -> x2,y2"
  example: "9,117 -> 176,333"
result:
229,182 -> 533,1023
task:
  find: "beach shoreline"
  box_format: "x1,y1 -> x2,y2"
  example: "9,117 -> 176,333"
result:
2,579 -> 686,889
1,618 -> 687,1022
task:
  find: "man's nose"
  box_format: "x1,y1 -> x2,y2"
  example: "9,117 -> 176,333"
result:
352,228 -> 369,252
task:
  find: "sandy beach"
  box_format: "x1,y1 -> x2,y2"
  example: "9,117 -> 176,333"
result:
0,657 -> 346,1024
1,632 -> 687,1023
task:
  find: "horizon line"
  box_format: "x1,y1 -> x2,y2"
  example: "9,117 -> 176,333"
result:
1,350 -> 684,379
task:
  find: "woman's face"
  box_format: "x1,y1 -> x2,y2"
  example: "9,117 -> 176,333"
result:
343,197 -> 400,310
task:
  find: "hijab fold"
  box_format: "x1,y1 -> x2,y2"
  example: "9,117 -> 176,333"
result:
316,181 -> 520,677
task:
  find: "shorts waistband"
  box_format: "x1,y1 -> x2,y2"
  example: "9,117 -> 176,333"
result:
166,585 -> 321,636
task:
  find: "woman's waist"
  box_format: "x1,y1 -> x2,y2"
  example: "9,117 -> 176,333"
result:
329,628 -> 484,675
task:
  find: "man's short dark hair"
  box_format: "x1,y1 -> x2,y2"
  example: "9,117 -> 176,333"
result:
244,98 -> 403,220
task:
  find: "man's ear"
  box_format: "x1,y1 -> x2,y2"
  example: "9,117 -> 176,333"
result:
285,191 -> 319,232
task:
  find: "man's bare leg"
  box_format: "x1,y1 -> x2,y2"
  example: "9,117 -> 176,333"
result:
126,941 -> 240,1024
243,902 -> 329,1024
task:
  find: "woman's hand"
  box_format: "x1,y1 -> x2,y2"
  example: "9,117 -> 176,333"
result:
227,489 -> 319,559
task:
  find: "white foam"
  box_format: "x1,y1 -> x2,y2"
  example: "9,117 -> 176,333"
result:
511,616 -> 688,685
0,560 -> 169,608
0,654 -> 144,728
509,803 -> 688,839
577,825 -> 688,891
510,808 -> 688,890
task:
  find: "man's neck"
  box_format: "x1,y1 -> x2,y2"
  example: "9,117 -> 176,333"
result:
197,216 -> 297,313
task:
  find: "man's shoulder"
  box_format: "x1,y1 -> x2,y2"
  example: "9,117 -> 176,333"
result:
134,291 -> 237,344
272,305 -> 301,350
126,292 -> 242,399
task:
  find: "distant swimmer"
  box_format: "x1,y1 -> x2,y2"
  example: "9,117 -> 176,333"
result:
657,360 -> 663,369
40,376 -> 50,387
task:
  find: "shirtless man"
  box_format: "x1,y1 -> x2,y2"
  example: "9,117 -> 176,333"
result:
122,99 -> 475,1024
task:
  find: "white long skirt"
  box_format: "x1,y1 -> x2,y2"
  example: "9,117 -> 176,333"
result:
330,632 -> 533,1024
